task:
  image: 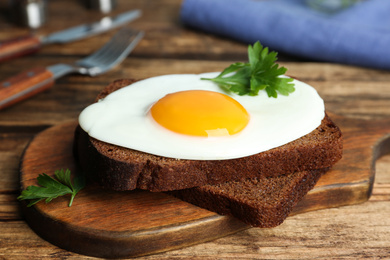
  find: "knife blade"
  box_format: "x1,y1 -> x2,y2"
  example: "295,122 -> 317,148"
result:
0,9 -> 141,63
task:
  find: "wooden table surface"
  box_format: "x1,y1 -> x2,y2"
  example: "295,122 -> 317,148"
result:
1,0 -> 389,259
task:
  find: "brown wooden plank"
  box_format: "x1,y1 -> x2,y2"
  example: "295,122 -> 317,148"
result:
1,0 -> 390,258
0,194 -> 21,220
0,133 -> 33,190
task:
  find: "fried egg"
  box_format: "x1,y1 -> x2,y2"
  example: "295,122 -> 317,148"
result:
79,72 -> 325,160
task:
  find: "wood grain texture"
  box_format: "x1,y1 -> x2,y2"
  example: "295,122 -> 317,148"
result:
0,34 -> 41,62
1,0 -> 390,259
17,114 -> 390,258
0,67 -> 54,110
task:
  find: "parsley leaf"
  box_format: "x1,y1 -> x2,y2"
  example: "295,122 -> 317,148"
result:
18,169 -> 85,207
202,41 -> 295,97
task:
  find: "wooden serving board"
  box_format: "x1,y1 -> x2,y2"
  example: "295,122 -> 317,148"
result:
19,113 -> 390,259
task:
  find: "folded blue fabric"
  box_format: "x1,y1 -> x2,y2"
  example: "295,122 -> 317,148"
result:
181,0 -> 390,70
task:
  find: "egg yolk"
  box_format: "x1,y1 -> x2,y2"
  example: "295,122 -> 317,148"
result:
150,90 -> 249,137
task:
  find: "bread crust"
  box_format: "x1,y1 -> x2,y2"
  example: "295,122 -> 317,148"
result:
74,79 -> 343,192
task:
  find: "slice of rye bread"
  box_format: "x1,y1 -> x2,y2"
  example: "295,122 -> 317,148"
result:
168,167 -> 329,228
73,79 -> 343,192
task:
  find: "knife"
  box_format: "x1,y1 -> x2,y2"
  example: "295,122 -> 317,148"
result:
0,9 -> 141,63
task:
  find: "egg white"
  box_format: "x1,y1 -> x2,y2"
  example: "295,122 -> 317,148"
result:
79,73 -> 325,160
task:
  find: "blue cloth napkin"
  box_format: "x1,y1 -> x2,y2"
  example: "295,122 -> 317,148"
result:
180,0 -> 390,70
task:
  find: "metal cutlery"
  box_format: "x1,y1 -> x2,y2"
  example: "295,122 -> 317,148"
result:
0,28 -> 144,110
0,9 -> 141,63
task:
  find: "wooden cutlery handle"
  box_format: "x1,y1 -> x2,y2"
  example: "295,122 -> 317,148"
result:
0,67 -> 54,110
0,35 -> 42,62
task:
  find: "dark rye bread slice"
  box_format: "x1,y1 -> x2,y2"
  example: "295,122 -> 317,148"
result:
169,167 -> 329,228
73,79 -> 343,192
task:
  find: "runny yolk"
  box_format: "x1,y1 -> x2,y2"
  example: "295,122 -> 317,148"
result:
150,90 -> 250,137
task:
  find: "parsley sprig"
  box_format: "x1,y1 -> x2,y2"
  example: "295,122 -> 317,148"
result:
18,169 -> 85,207
202,41 -> 295,97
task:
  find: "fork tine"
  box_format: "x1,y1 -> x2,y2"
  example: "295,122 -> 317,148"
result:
77,28 -> 144,75
84,28 -> 141,63
91,34 -> 132,64
86,33 -> 131,63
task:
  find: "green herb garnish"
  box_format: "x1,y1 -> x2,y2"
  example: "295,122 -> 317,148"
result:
202,41 -> 295,97
18,169 -> 85,207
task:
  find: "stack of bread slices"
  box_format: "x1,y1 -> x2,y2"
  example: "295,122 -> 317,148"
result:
74,79 -> 343,228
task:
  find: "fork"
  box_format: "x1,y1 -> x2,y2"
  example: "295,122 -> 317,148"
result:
0,28 -> 144,110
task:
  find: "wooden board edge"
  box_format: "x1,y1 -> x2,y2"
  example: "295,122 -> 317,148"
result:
20,200 -> 248,258
292,178 -> 373,215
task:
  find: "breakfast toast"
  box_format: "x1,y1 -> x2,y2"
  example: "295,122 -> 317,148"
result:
73,79 -> 343,192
